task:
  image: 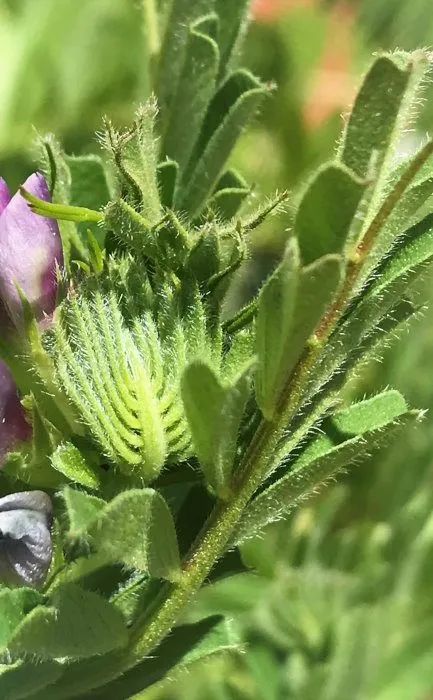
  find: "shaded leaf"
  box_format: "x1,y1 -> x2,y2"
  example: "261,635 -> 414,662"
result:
157,160 -> 178,208
256,245 -> 342,420
255,238 -> 300,419
157,0 -> 216,122
340,53 -> 425,181
79,615 -> 240,700
0,660 -> 62,700
9,583 -> 128,660
0,588 -> 41,652
161,16 -> 219,178
210,169 -> 250,220
215,0 -> 250,79
294,163 -> 365,265
179,70 -> 268,217
89,489 -> 181,581
62,486 -> 106,540
182,362 -> 253,496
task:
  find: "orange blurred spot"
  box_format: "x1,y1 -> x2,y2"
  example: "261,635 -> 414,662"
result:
304,3 -> 356,127
253,0 -> 314,21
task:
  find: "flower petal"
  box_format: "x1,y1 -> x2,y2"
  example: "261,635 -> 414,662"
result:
0,360 -> 31,463
0,172 -> 64,328
0,509 -> 52,586
0,177 -> 11,214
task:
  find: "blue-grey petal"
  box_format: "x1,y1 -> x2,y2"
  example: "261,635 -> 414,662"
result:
0,509 -> 52,587
0,491 -> 52,518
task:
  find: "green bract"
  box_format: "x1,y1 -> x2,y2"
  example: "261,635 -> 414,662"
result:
0,2 -> 432,698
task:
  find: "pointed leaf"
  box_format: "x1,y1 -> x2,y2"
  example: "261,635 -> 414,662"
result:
161,16 -> 219,178
340,53 -> 426,181
78,616 -> 240,700
157,160 -> 179,208
255,239 -> 300,419
104,198 -> 158,259
109,102 -> 161,222
0,660 -> 62,700
9,583 -> 128,659
66,154 -> 111,247
315,213 -> 433,392
179,70 -> 268,217
51,443 -> 101,490
360,169 -> 433,279
215,0 -> 250,78
294,163 -> 366,264
256,245 -> 342,419
235,393 -> 418,543
62,486 -> 106,540
182,362 -> 253,496
89,489 -> 181,581
157,0 -> 217,122
210,169 -> 250,220
36,135 -> 87,262
0,588 -> 41,651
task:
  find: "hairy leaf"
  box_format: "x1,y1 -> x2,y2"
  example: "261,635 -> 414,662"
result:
295,163 -> 366,265
256,244 -> 342,419
51,444 -> 101,490
161,16 -> 219,178
9,584 -> 128,660
78,615 -> 240,700
182,361 -> 253,496
235,393 -> 418,543
179,70 -> 268,217
89,489 -> 181,581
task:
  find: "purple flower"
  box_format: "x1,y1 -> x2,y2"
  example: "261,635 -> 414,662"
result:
0,177 -> 10,213
0,490 -> 52,587
0,172 -> 64,330
0,360 -> 31,463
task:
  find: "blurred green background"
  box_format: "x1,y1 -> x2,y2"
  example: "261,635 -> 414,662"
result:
2,0 -> 433,697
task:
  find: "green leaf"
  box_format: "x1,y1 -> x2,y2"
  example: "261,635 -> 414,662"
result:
157,160 -> 179,208
0,588 -> 41,652
105,103 -> 161,223
160,16 -> 219,178
372,212 -> 433,296
78,615 -> 240,699
182,361 -> 253,497
360,168 -> 433,279
89,489 -> 181,581
9,584 -> 128,660
256,244 -> 342,420
0,660 -> 62,700
313,213 -> 433,394
222,327 -> 255,383
209,169 -> 250,220
186,227 -> 220,285
36,134 -> 87,262
104,198 -> 158,259
215,0 -> 250,79
339,53 -> 426,181
157,0 -> 217,122
62,486 -> 106,540
66,154 -> 111,247
51,443 -> 101,490
255,239 -> 300,419
235,393 -> 418,543
294,163 -> 366,265
179,70 -> 268,217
